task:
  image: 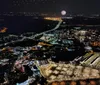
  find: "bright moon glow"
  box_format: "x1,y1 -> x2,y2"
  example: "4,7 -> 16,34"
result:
61,10 -> 66,15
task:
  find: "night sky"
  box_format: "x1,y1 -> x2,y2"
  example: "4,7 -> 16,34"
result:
0,0 -> 100,15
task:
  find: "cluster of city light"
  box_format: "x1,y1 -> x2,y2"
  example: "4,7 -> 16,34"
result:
90,42 -> 100,46
40,63 -> 100,83
0,27 -> 7,33
44,17 -> 62,21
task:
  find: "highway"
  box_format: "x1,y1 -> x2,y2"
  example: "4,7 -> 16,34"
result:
0,19 -> 63,47
32,19 -> 63,38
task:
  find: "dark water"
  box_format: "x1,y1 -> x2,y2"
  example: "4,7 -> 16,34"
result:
0,16 -> 58,34
1,16 -> 100,34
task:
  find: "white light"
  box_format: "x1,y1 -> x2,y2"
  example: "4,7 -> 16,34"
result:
61,10 -> 66,15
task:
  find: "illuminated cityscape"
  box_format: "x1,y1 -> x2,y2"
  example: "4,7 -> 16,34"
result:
0,0 -> 100,85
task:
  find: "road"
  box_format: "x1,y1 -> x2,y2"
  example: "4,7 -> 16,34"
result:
0,19 -> 63,47
32,19 -> 63,38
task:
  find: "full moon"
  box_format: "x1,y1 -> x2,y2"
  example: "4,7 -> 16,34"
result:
61,10 -> 66,15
